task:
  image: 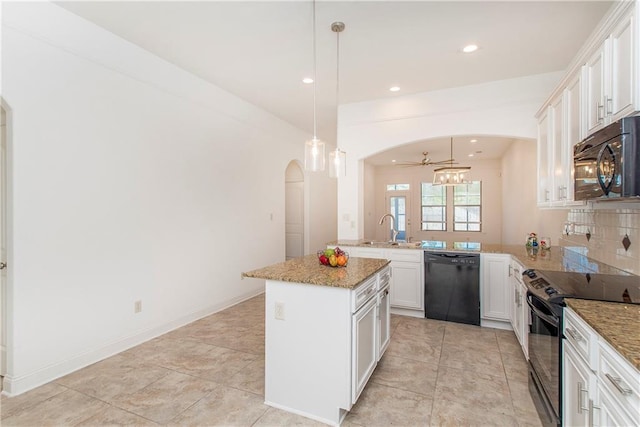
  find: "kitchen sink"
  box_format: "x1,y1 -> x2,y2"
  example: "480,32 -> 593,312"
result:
361,241 -> 421,248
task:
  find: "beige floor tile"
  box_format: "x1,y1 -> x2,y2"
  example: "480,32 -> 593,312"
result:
439,341 -> 505,378
502,351 -> 530,383
171,384 -> 267,426
110,370 -> 217,424
434,365 -> 513,415
222,356 -> 265,395
385,333 -> 441,364
430,397 -> 518,426
56,353 -> 171,401
345,382 -> 432,427
370,354 -> 439,398
0,382 -> 68,420
1,389 -> 109,426
395,317 -> 446,344
253,406 -> 328,426
76,404 -> 160,426
508,379 -> 541,424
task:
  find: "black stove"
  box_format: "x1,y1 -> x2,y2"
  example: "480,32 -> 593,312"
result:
523,268 -> 640,305
522,267 -> 639,427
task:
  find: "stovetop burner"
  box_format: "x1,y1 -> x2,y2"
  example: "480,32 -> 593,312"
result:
523,269 -> 640,305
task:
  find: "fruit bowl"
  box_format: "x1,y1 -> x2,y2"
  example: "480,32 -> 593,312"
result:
318,247 -> 349,267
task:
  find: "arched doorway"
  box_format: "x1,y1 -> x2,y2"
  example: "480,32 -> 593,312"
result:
285,161 -> 304,260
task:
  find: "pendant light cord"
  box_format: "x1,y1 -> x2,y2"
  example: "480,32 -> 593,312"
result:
312,0 -> 318,140
335,25 -> 340,146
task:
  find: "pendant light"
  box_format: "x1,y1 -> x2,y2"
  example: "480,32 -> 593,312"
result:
304,0 -> 325,172
329,22 -> 346,178
433,138 -> 471,185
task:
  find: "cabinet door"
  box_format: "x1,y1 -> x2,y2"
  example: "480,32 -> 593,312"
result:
352,297 -> 378,403
550,94 -> 565,204
377,286 -> 390,361
564,72 -> 584,205
563,342 -> 592,427
389,261 -> 422,309
537,108 -> 551,206
596,382 -> 637,427
518,281 -> 529,359
585,44 -> 606,135
480,254 -> 510,321
609,10 -> 635,121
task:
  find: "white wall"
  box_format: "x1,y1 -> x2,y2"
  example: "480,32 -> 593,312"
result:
369,159 -> 503,244
2,2 -> 336,395
501,139 -> 569,246
336,72 -> 564,239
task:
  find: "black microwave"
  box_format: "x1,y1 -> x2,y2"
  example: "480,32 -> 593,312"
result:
574,116 -> 640,201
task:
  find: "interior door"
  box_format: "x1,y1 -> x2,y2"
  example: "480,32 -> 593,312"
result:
387,191 -> 410,241
0,106 -> 6,388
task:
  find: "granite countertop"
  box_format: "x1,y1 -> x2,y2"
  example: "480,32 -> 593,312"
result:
242,254 -> 390,289
565,299 -> 640,371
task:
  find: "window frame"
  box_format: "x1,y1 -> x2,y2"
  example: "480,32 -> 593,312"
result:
452,181 -> 482,232
420,183 -> 447,231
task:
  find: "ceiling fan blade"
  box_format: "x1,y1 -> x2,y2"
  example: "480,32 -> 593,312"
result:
394,161 -> 423,166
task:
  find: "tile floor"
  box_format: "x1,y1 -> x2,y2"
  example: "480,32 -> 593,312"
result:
1,293 -> 542,426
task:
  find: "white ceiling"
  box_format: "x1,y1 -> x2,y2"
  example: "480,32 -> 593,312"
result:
56,0 -> 611,159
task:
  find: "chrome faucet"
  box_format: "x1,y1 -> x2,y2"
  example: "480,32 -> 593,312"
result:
378,213 -> 399,242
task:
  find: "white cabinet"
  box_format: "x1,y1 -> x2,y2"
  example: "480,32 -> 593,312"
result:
336,246 -> 424,314
563,306 -> 640,427
537,71 -> 586,208
480,253 -> 511,322
509,258 -> 528,358
352,296 -> 377,403
389,261 -> 422,310
564,340 -> 594,426
586,7 -> 637,134
377,284 -> 390,360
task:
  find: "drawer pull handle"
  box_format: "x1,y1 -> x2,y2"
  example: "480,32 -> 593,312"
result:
589,399 -> 599,427
566,328 -> 582,342
577,381 -> 588,413
605,373 -> 632,395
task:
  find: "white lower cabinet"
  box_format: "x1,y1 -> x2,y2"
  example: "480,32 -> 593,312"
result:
377,285 -> 391,360
480,253 -> 511,322
336,246 -> 423,313
563,306 -> 640,427
389,260 -> 422,309
509,257 -> 528,358
352,296 -> 377,403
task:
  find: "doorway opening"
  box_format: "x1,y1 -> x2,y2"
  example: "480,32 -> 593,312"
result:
386,191 -> 411,242
285,161 -> 304,260
1,102 -> 9,392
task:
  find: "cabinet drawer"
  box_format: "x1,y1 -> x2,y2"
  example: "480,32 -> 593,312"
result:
357,247 -> 385,259
564,308 -> 597,369
352,275 -> 377,313
378,266 -> 390,290
598,339 -> 640,419
386,249 -> 422,262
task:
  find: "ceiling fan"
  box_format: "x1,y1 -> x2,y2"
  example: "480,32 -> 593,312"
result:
394,151 -> 456,167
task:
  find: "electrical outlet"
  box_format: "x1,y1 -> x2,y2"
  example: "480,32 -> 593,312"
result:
274,301 -> 285,320
134,300 -> 142,313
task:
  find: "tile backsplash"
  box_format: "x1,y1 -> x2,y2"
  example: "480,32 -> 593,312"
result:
559,208 -> 640,275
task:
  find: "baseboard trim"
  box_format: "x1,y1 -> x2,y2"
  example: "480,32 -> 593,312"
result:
1,289 -> 264,397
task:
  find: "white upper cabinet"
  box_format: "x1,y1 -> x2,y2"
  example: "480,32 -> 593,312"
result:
537,1 -> 638,208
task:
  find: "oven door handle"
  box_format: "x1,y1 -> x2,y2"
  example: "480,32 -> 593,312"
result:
526,295 -> 559,327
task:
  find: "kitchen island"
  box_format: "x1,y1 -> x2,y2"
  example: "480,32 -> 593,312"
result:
243,254 -> 391,426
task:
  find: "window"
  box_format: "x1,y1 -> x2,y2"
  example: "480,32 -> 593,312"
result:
386,183 -> 410,191
421,183 -> 446,231
453,181 -> 482,231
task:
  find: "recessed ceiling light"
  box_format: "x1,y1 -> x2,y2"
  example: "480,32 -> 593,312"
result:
302,77 -> 314,84
391,159 -> 396,163
389,86 -> 400,92
462,44 -> 478,53
468,154 -> 474,157
470,139 -> 478,143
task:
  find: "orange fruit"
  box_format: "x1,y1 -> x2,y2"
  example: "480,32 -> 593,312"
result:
337,255 -> 347,266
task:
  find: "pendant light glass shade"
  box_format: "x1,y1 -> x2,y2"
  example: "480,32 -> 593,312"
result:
305,138 -> 326,171
329,148 -> 346,178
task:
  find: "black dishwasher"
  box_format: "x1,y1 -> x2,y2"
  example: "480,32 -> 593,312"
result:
424,252 -> 480,325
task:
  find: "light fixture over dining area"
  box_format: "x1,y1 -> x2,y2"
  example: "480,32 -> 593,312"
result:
433,137 -> 472,185
328,21 -> 346,179
304,0 -> 325,172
